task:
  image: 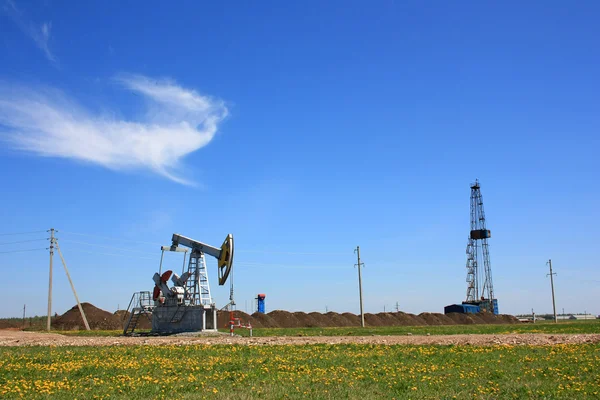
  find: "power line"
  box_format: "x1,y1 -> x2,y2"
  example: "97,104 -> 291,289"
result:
59,230 -> 163,246
63,247 -> 155,260
237,249 -> 348,256
61,230 -> 347,256
235,261 -> 347,270
0,248 -> 47,254
0,228 -> 376,259
0,230 -> 47,236
0,238 -> 47,245
57,239 -> 155,255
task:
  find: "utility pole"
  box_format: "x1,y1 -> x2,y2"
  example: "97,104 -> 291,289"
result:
47,228 -> 54,331
546,259 -> 557,323
354,246 -> 365,327
22,304 -> 26,329
395,302 -> 400,312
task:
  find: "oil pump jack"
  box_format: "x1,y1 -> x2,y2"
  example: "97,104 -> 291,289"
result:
123,233 -> 234,335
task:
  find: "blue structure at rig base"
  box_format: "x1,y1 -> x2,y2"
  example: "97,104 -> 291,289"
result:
444,299 -> 499,315
257,294 -> 266,314
444,304 -> 480,314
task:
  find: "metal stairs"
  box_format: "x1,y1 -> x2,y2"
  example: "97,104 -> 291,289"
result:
123,291 -> 154,335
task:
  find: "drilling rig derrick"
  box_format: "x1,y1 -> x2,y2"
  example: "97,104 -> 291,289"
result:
464,180 -> 497,314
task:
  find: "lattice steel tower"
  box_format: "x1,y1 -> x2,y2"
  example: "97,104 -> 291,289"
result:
464,180 -> 495,312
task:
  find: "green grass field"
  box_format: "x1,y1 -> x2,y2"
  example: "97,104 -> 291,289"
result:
49,318 -> 600,338
232,319 -> 600,337
1,343 -> 599,399
3,321 -> 599,398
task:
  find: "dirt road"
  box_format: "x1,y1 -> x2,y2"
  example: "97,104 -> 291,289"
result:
1,329 -> 599,347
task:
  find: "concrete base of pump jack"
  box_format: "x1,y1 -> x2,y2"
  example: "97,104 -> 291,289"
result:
152,305 -> 217,334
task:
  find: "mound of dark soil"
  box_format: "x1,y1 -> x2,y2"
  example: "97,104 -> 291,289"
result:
446,313 -> 475,324
364,313 -> 384,327
324,312 -> 352,327
467,313 -> 487,324
394,312 -> 427,326
113,310 -> 128,320
499,314 -> 520,324
418,312 -> 444,325
341,312 -> 362,326
307,312 -> 331,327
269,310 -> 302,328
251,312 -> 278,328
476,312 -> 502,324
45,303 -> 520,331
292,312 -> 322,328
376,312 -> 401,326
54,303 -> 121,330
233,310 -> 254,325
434,313 -> 457,325
217,310 -> 256,328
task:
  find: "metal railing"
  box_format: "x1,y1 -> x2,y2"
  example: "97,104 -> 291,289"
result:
123,291 -> 154,335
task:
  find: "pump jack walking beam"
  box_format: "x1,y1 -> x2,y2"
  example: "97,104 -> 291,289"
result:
166,234 -> 234,286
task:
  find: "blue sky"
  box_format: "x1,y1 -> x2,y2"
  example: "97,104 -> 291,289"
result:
1,1 -> 598,318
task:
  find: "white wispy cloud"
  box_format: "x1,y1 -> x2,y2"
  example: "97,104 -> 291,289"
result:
3,0 -> 57,63
0,75 -> 229,185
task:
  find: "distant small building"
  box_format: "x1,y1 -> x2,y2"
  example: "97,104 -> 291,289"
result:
549,314 -> 597,320
570,314 -> 595,320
